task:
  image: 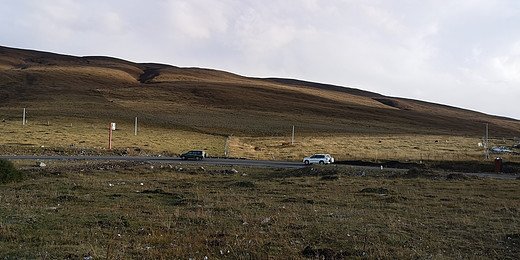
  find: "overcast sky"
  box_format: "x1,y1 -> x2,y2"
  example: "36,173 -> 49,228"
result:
1,0 -> 519,119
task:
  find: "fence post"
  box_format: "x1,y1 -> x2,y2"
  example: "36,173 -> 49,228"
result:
109,123 -> 114,150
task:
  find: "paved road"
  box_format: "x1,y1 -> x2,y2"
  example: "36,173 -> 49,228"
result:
1,155 -> 517,179
0,155 -> 304,168
0,155 -> 399,171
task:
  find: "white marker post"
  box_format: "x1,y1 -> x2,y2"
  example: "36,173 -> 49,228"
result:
23,108 -> 26,125
135,117 -> 138,136
225,136 -> 229,157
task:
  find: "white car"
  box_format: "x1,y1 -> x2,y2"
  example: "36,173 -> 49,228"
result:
303,154 -> 334,165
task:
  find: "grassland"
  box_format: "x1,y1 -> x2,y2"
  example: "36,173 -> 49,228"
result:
0,160 -> 518,259
229,134 -> 520,163
0,116 -> 226,157
2,116 -> 519,166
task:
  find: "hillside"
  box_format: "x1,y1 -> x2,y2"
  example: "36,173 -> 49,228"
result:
1,45 -> 519,137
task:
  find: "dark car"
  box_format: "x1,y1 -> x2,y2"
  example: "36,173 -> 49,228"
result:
179,150 -> 207,160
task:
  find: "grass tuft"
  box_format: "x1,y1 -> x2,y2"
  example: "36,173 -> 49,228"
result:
0,159 -> 23,184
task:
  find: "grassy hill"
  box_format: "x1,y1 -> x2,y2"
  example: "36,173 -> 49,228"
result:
2,45 -> 519,136
1,45 -> 519,160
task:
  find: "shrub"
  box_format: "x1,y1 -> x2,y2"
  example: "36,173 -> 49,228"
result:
0,159 -> 23,184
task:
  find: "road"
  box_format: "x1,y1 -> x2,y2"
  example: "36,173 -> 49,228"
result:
1,155 -> 517,179
0,155 -> 399,171
0,155 -> 304,168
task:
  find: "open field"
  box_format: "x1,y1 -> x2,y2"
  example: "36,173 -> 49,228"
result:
0,160 -> 519,259
2,116 -> 519,166
229,134 -> 520,163
0,117 -> 227,157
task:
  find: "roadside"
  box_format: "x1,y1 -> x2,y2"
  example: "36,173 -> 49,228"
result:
2,155 -> 519,180
463,172 -> 519,180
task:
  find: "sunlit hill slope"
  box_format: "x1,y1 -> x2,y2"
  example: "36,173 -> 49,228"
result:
1,45 -> 519,137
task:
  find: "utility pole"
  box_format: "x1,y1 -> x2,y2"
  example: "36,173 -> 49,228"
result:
109,122 -> 114,150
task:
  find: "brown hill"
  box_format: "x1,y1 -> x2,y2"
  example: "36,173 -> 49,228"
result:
1,45 -> 519,137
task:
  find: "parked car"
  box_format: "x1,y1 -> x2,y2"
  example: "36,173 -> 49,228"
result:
303,154 -> 334,165
179,150 -> 207,160
491,146 -> 512,153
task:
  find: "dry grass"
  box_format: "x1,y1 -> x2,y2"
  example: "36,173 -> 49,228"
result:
2,118 -> 519,164
0,161 -> 518,259
229,134 -> 520,163
0,117 -> 226,157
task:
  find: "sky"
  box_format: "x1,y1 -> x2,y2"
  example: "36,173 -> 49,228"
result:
1,0 -> 519,119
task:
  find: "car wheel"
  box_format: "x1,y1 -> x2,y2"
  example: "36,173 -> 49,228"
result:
196,156 -> 202,160
181,156 -> 186,160
304,160 -> 310,165
319,161 -> 324,164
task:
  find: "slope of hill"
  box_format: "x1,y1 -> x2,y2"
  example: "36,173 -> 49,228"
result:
1,45 -> 519,137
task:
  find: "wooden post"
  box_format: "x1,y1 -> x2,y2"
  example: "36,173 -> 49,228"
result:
109,123 -> 113,150
291,125 -> 295,145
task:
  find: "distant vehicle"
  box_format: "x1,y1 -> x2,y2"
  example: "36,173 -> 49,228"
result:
491,146 -> 512,153
179,150 -> 207,160
303,154 -> 334,165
